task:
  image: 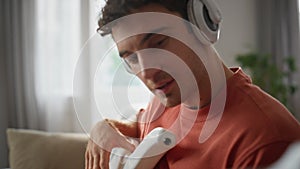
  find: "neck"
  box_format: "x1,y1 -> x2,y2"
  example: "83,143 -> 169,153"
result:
183,52 -> 233,110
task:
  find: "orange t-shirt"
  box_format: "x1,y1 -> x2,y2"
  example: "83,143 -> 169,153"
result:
137,68 -> 300,169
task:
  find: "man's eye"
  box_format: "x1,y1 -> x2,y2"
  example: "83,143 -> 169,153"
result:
125,53 -> 138,64
155,37 -> 168,47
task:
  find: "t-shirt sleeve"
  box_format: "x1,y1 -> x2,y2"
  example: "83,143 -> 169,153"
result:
233,142 -> 290,169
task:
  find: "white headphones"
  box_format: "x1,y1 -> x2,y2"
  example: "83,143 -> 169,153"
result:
187,0 -> 222,45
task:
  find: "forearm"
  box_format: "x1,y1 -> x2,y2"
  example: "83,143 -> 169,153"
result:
86,119 -> 137,169
105,119 -> 138,138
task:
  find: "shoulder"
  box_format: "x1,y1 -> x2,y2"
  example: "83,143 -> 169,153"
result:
136,97 -> 179,138
225,68 -> 299,136
221,68 -> 300,164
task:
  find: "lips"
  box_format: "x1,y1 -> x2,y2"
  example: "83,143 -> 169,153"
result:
156,80 -> 173,89
154,79 -> 175,93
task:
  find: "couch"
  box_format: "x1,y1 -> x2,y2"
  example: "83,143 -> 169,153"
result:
6,129 -> 300,169
6,128 -> 88,169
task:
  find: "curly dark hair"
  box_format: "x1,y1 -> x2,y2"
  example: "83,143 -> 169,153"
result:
97,0 -> 188,36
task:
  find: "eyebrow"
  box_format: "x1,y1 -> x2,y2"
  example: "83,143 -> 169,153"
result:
140,27 -> 169,46
119,27 -> 169,58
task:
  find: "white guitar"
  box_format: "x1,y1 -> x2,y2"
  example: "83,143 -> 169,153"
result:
109,127 -> 176,169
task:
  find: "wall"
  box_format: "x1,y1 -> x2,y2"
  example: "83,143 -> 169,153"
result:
214,0 -> 258,67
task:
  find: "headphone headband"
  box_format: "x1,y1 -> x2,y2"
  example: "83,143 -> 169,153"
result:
187,0 -> 222,45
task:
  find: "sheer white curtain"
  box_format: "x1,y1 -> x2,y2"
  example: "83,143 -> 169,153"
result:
34,0 -> 83,132
1,0 -> 147,166
1,0 -> 150,134
73,0 -> 152,133
34,0 -> 150,132
1,0 -> 40,166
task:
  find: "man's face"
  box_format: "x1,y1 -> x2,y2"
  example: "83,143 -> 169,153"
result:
111,4 -> 208,107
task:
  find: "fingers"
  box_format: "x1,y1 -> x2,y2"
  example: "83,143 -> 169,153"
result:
93,153 -> 100,169
85,149 -> 89,169
85,141 -> 97,169
89,152 -> 93,169
85,139 -> 134,169
100,150 -> 110,169
85,140 -> 111,169
85,119 -> 138,169
91,122 -> 136,152
85,142 -> 92,169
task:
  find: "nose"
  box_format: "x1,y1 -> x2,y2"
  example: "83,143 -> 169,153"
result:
139,67 -> 161,80
135,49 -> 162,80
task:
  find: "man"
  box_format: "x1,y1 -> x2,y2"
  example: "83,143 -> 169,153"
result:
85,0 -> 300,169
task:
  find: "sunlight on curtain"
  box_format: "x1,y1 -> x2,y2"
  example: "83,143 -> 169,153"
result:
88,0 -> 152,125
34,0 -> 151,132
35,0 -> 81,132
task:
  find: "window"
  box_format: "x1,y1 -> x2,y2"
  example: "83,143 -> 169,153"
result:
35,0 -> 80,97
33,0 -> 151,131
90,0 -> 151,121
34,0 -> 82,131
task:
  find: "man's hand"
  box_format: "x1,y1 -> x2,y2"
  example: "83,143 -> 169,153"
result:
85,119 -> 137,169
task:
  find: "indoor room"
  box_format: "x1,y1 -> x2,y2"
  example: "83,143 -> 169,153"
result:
1,0 -> 300,168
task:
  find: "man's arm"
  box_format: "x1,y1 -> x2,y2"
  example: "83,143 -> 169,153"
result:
105,119 -> 138,138
85,119 -> 138,169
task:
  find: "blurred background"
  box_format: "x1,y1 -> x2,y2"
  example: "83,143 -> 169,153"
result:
0,0 -> 299,168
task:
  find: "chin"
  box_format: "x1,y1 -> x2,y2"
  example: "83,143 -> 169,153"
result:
159,97 -> 181,108
152,90 -> 181,107
165,102 -> 180,108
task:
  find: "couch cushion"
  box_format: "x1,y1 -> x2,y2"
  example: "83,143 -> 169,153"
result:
6,128 -> 88,169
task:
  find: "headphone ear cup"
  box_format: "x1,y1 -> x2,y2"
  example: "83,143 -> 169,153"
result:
202,5 -> 219,32
187,0 -> 221,45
